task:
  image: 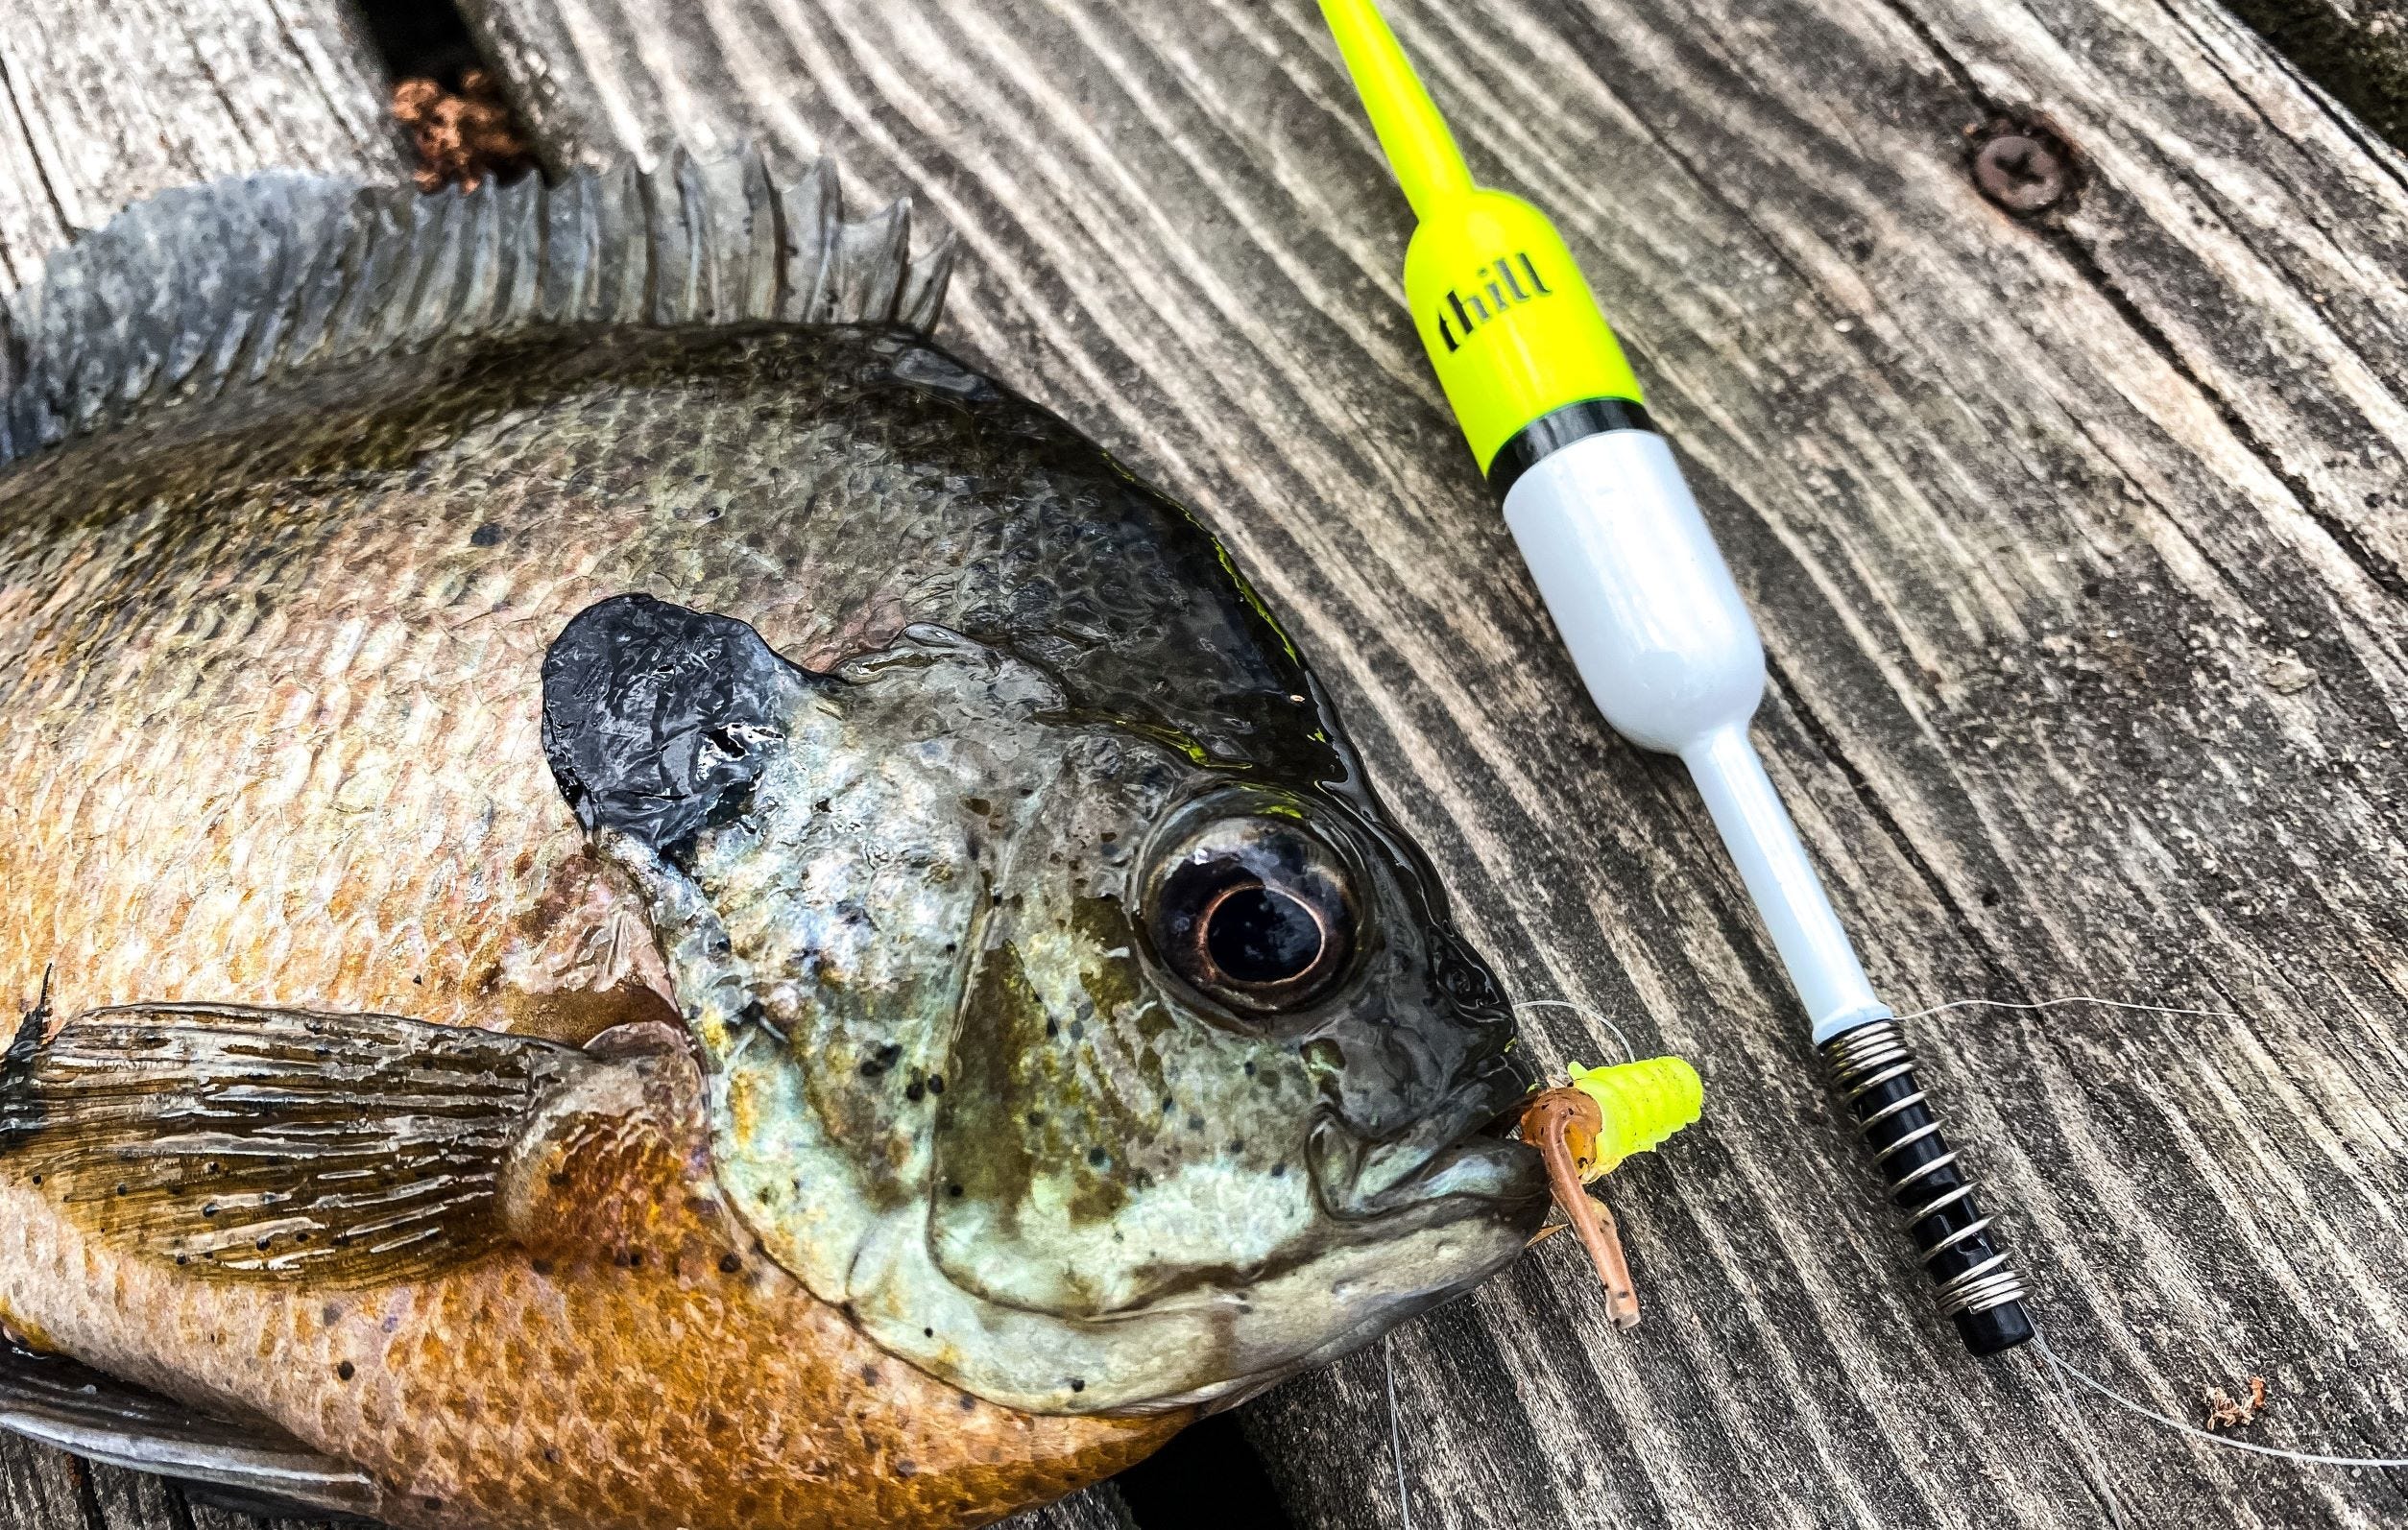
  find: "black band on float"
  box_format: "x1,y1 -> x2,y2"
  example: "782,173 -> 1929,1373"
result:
1485,396 -> 1657,500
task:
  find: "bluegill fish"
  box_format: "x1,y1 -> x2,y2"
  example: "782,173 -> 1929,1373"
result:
0,155 -> 1546,1530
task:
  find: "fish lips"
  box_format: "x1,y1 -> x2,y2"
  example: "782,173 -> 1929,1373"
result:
1308,1052 -> 1548,1227
1141,1067 -> 1546,1416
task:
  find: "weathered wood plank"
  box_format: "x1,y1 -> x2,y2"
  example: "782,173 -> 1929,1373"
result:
0,0 -> 398,290
1013,1483 -> 1135,1530
447,0 -> 2408,1525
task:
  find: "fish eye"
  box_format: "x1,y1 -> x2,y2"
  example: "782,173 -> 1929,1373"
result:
1144,811 -> 1358,1016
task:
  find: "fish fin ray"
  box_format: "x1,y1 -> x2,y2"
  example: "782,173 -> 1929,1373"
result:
0,1339 -> 384,1518
0,1003 -> 594,1285
0,146 -> 950,466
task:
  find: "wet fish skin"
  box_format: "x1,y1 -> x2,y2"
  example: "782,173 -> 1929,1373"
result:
0,159 -> 1546,1530
0,1011 -> 1174,1530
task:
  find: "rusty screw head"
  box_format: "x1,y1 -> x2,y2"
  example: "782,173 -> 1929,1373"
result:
1973,131 -> 2070,215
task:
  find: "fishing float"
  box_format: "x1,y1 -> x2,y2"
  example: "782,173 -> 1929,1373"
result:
1319,0 -> 2033,1356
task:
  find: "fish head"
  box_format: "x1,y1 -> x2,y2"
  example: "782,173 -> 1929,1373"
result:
543,594 -> 1546,1416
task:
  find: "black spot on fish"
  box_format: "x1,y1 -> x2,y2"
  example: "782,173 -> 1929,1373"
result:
1087,1147 -> 1110,1168
718,1253 -> 743,1275
946,1182 -> 964,1198
337,1361 -> 356,1381
470,522 -> 503,547
927,1074 -> 943,1095
859,1042 -> 903,1079
540,594 -> 807,865
1069,1378 -> 1086,1393
904,1079 -> 925,1102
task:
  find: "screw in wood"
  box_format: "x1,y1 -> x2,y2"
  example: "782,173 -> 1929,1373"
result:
1973,131 -> 2071,215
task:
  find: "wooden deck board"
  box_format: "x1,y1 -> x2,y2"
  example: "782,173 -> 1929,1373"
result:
0,0 -> 397,285
3,0 -> 2408,1524
446,0 -> 2408,1525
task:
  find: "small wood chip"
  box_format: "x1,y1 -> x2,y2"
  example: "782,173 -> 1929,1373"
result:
393,69 -> 536,193
2203,1375 -> 2271,1431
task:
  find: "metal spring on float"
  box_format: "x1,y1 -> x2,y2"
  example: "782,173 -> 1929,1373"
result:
1822,1019 -> 2029,1320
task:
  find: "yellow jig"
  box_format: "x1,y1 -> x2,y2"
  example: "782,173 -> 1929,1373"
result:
1518,1056 -> 1702,1328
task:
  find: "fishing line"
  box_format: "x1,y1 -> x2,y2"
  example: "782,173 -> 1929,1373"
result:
1511,998 -> 1636,1065
1895,994 -> 2242,1026
2033,1327 -> 2131,1530
1913,995 -> 2408,1477
2035,1326 -> 2408,1470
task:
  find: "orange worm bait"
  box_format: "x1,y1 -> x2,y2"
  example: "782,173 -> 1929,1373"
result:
1518,1058 -> 1702,1327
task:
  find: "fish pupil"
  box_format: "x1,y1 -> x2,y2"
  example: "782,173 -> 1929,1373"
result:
1206,885 -> 1323,985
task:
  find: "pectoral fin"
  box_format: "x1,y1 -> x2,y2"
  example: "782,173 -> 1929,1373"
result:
0,1003 -> 596,1284
0,1339 -> 383,1518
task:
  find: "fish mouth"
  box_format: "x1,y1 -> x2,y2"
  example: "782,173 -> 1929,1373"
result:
1134,1071 -> 1547,1417
1309,1054 -> 1550,1228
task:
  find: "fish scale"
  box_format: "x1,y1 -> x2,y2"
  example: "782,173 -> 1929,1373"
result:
0,327 -> 1270,1024
0,155 -> 1546,1529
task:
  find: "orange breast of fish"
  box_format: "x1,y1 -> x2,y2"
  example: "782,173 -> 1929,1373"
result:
0,1035 -> 1176,1529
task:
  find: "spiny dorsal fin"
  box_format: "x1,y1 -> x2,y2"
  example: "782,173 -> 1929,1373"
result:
0,149 -> 954,466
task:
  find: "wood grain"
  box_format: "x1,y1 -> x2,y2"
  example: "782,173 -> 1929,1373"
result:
0,0 -> 397,291
445,0 -> 2408,1525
